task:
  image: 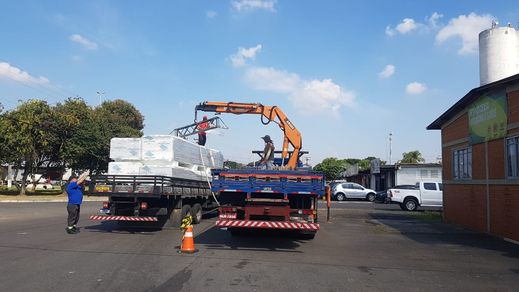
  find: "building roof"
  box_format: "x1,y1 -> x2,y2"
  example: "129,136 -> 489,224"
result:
427,73 -> 519,130
397,163 -> 442,168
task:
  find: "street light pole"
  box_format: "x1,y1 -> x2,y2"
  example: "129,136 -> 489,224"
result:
96,91 -> 106,106
389,132 -> 393,164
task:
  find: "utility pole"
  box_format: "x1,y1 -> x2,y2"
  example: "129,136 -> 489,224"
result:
389,132 -> 393,165
96,91 -> 106,106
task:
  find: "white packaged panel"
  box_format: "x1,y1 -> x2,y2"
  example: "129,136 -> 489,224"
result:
141,135 -> 174,162
108,162 -> 143,175
139,165 -> 174,177
110,138 -> 142,161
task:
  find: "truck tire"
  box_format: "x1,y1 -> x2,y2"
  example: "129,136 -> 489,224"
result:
191,203 -> 203,224
403,198 -> 418,211
366,193 -> 376,202
399,203 -> 406,211
336,193 -> 346,201
299,231 -> 316,240
167,205 -> 191,227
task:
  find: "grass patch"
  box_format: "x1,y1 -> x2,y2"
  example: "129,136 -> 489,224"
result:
25,190 -> 64,196
0,185 -> 64,196
408,211 -> 442,221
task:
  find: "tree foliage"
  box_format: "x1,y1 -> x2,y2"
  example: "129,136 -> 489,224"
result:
223,160 -> 244,169
401,150 -> 425,163
0,98 -> 144,194
313,156 -> 385,181
313,158 -> 348,181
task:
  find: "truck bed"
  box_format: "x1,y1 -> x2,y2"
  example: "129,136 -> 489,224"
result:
89,174 -> 211,198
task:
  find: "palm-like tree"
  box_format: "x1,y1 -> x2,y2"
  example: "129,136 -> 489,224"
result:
401,150 -> 425,163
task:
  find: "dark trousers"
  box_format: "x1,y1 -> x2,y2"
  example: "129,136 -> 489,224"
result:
67,204 -> 81,227
198,134 -> 207,146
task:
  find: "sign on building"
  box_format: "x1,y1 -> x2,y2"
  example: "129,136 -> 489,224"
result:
371,158 -> 381,174
468,89 -> 507,144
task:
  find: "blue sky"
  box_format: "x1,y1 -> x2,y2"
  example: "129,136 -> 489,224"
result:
1,1 -> 518,164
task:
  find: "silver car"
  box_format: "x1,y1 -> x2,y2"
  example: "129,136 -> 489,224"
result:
333,183 -> 377,201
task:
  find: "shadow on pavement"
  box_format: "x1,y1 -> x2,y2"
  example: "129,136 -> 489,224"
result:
368,212 -> 519,260
195,226 -> 312,253
84,220 -> 164,234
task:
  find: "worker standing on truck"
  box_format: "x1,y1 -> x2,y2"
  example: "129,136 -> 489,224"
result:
65,172 -> 88,234
260,135 -> 275,169
197,116 -> 209,146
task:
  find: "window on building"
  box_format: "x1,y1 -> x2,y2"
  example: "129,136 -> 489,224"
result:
420,169 -> 429,178
423,183 -> 437,190
430,170 -> 440,178
507,136 -> 519,178
452,147 -> 472,179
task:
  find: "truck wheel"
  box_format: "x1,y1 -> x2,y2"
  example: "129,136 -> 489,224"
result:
366,193 -> 376,202
336,193 -> 346,201
167,205 -> 191,227
403,198 -> 418,211
181,205 -> 191,220
191,203 -> 203,224
299,232 -> 316,240
399,203 -> 406,211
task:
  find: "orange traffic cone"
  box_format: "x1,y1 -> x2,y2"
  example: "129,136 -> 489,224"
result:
179,225 -> 198,254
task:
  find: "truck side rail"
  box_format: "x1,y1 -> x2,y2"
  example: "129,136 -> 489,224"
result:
89,175 -> 211,197
211,169 -> 325,195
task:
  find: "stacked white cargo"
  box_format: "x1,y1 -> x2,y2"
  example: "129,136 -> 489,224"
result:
107,135 -> 224,181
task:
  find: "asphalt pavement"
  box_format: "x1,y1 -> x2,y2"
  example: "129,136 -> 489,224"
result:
0,201 -> 518,291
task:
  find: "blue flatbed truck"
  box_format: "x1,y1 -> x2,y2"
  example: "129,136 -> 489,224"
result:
212,168 -> 325,238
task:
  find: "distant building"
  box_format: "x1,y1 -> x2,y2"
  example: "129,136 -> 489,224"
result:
427,73 -> 519,242
345,163 -> 442,191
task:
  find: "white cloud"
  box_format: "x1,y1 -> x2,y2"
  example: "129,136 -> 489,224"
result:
406,82 -> 427,95
70,34 -> 98,50
427,12 -> 443,28
231,0 -> 277,12
230,44 -> 263,67
245,67 -> 300,92
245,66 -> 355,114
0,62 -> 50,85
436,13 -> 494,55
206,10 -> 217,18
386,12 -> 443,36
379,64 -> 395,79
386,18 -> 417,36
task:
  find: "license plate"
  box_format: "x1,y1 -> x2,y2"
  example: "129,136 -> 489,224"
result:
219,213 -> 237,219
99,209 -> 110,214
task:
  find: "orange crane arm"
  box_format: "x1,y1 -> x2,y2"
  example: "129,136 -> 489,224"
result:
195,101 -> 302,169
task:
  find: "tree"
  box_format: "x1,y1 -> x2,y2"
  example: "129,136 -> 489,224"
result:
0,100 -> 58,194
223,160 -> 244,169
401,150 -> 425,163
90,99 -> 144,173
0,98 -> 146,194
313,157 -> 348,181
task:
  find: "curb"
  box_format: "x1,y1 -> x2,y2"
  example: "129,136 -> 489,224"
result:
0,197 -> 107,203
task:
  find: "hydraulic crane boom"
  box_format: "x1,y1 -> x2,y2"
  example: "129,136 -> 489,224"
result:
195,101 -> 302,169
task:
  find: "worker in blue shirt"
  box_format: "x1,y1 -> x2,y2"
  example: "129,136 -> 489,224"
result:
66,172 -> 88,234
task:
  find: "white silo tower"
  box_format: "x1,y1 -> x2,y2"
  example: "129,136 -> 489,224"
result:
479,23 -> 519,86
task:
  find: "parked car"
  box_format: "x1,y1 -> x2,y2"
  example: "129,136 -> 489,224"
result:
387,182 -> 443,211
333,182 -> 376,201
373,185 -> 418,204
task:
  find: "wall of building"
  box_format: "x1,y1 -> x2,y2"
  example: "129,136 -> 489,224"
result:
395,166 -> 442,185
441,86 -> 519,242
